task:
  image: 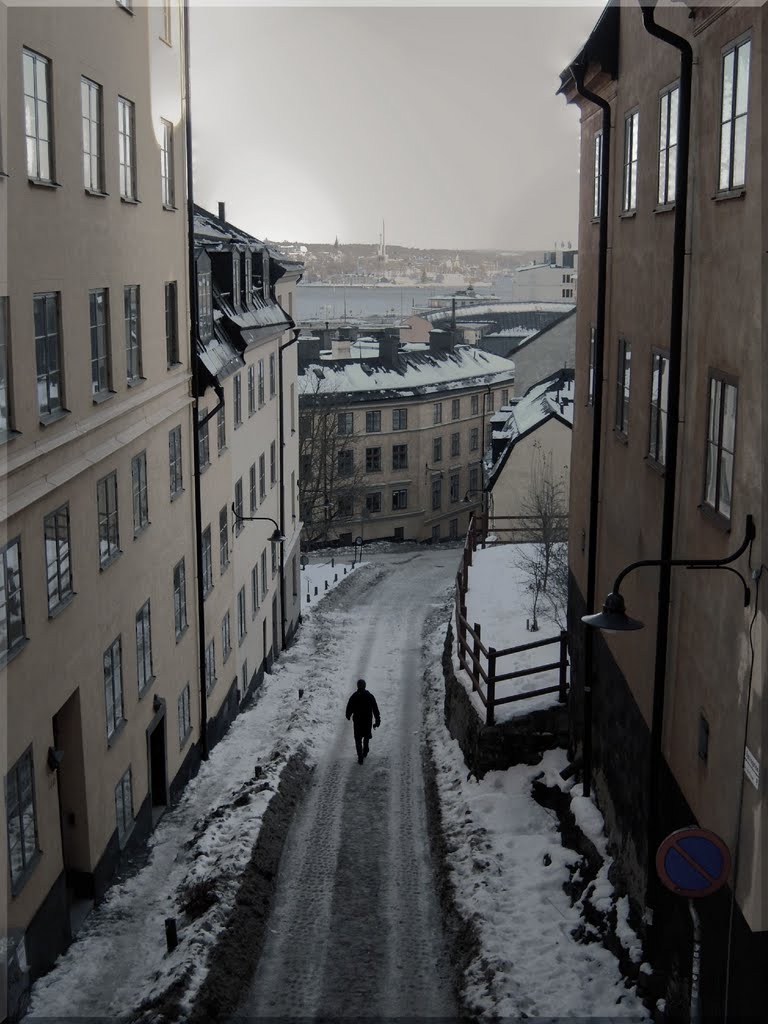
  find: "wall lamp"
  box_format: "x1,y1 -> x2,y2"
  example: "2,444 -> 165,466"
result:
230,503 -> 286,543
582,514 -> 755,632
424,462 -> 443,478
462,489 -> 484,504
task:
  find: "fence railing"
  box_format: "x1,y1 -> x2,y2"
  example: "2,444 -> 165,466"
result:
486,514 -> 568,546
454,514 -> 569,726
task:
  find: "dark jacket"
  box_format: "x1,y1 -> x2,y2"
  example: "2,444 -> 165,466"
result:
346,690 -> 381,733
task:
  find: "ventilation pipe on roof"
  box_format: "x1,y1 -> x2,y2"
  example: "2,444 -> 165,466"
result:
638,0 -> 692,907
218,201 -> 226,223
569,60 -> 611,803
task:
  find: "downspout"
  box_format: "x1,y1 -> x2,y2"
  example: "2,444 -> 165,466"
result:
570,62 -> 611,798
639,1 -> 692,903
278,325 -> 300,650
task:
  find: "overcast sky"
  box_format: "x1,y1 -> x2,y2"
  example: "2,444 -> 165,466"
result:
190,3 -> 602,250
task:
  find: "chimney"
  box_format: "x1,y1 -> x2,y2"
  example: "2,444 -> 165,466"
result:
378,333 -> 401,370
429,328 -> 458,356
218,201 -> 226,223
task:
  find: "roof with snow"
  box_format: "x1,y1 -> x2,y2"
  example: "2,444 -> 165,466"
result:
298,345 -> 515,404
488,368 -> 575,488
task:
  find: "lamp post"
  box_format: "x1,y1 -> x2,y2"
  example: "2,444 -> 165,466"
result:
581,514 -> 755,901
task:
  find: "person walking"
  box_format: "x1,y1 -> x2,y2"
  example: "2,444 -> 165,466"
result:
345,678 -> 381,764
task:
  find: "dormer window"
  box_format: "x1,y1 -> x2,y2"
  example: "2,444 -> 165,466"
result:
244,252 -> 252,308
198,271 -> 212,340
232,254 -> 241,311
262,250 -> 270,301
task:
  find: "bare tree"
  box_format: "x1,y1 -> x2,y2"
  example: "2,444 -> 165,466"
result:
516,444 -> 568,630
298,372 -> 369,546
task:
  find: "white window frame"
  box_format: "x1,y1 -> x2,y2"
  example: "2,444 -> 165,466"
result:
118,96 -> 137,200
658,85 -> 679,206
81,77 -> 103,192
45,504 -> 73,614
104,636 -> 124,740
160,118 -> 174,207
23,49 -> 54,182
135,599 -> 153,694
719,37 -> 751,192
622,109 -> 639,213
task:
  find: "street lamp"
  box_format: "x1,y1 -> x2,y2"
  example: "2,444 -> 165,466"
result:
462,489 -> 484,504
581,515 -> 755,632
230,504 -> 286,544
424,462 -> 443,478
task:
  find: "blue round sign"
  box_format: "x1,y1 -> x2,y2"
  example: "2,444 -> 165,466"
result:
656,827 -> 731,898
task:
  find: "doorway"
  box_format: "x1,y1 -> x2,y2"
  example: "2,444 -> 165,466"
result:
147,712 -> 168,826
272,594 -> 279,659
52,689 -> 91,936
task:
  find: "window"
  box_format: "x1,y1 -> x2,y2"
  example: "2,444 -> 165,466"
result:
198,408 -> 210,469
251,564 -> 259,614
237,586 -> 247,642
6,748 -> 38,891
118,97 -> 136,199
44,505 -> 72,614
131,451 -> 149,534
0,297 -> 11,435
719,38 -> 751,191
269,353 -> 276,397
449,518 -> 458,540
81,78 -> 103,191
433,402 -> 443,425
588,327 -> 596,406
34,292 -> 64,417
217,405 -> 226,453
232,255 -> 241,310
202,526 -> 213,595
160,119 -> 174,207
89,289 -> 111,397
450,473 -> 460,503
205,640 -> 216,694
234,372 -> 242,427
260,549 -> 268,600
169,425 -> 183,497
249,463 -> 257,513
270,440 -> 277,486
1,539 -> 25,661
165,282 -> 179,366
104,636 -> 124,740
469,465 -> 480,493
115,768 -> 133,848
392,408 -> 407,431
648,352 -> 670,466
469,428 -> 479,452
135,600 -> 153,693
23,49 -> 53,181
366,410 -> 381,433
392,488 -> 408,511
197,271 -> 212,340
562,288 -> 574,299
593,129 -> 603,218
338,449 -> 354,477
622,110 -> 639,212
124,286 -> 142,384
431,477 -> 442,511
259,453 -> 266,500
615,338 -> 631,436
658,86 -> 679,205
248,365 -> 256,415
234,477 -> 244,534
704,375 -> 737,520
486,392 -> 495,412
222,611 -> 231,662
337,493 -> 354,518
242,659 -> 249,692
366,492 -> 382,514
178,684 -> 192,748
173,559 -> 187,639
161,2 -> 173,45
366,447 -> 381,472
501,389 -> 510,407
97,472 -> 120,566
338,411 -> 353,435
219,506 -> 229,571
258,359 -> 265,406
432,525 -> 441,543
392,443 -> 408,470
451,433 -> 460,457
244,253 -> 253,308
470,395 -> 479,416
433,437 -> 442,463
451,398 -> 460,420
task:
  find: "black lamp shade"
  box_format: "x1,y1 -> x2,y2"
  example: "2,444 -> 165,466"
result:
581,591 -> 644,632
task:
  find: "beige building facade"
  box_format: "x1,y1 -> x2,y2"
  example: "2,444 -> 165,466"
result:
561,1 -> 766,1015
2,0 -> 199,981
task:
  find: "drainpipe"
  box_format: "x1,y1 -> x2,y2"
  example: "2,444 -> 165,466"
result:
277,326 -> 300,649
639,1 -> 692,904
570,62 -> 611,798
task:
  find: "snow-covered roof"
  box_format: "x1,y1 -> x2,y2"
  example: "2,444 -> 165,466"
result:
299,345 -> 515,402
424,301 -> 574,323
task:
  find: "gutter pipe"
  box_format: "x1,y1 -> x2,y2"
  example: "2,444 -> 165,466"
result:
639,1 -> 693,903
278,325 -> 301,650
570,62 -> 611,799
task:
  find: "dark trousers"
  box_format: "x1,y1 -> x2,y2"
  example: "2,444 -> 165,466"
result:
353,724 -> 370,760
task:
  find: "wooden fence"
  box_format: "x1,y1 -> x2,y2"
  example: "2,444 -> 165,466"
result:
454,514 -> 569,726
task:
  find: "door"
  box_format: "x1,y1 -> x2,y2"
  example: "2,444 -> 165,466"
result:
148,715 -> 168,817
52,689 -> 91,930
272,594 -> 279,658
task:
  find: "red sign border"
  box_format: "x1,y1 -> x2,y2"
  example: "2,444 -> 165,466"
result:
656,827 -> 732,898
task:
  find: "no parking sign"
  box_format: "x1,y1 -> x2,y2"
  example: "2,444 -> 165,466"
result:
656,827 -> 731,898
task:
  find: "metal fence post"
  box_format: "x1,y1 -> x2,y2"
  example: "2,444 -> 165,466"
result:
558,629 -> 568,703
473,622 -> 481,694
486,647 -> 497,726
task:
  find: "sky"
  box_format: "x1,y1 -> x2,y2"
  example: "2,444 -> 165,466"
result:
190,2 -> 603,250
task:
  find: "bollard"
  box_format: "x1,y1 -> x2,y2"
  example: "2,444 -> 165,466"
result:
343,567 -> 347,575
314,586 -> 318,595
306,593 -> 310,603
331,556 -> 335,568
324,580 -> 328,590
165,917 -> 178,953
334,573 -> 338,582
298,688 -> 304,699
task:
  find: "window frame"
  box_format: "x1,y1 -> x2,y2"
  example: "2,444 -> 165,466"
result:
366,409 -> 381,433
131,450 -> 149,535
89,288 -> 111,398
615,336 -> 631,437
115,767 -> 134,849
0,296 -> 12,437
587,327 -> 596,407
648,349 -> 670,469
178,684 -> 192,749
219,505 -> 229,572
593,129 -> 603,219
6,746 -> 40,893
160,118 -> 174,207
433,402 -> 443,425
104,635 -> 124,741
233,372 -> 242,427
365,492 -> 382,514
124,285 -> 142,384
201,526 -> 213,596
117,95 -> 137,200
392,488 -> 407,511
216,404 -> 226,454
44,504 -> 73,615
392,443 -> 408,471
97,471 -> 120,567
365,446 -> 382,473
703,371 -> 738,523
34,292 -> 64,419
658,83 -> 679,207
135,599 -> 154,695
169,425 -> 183,497
204,639 -> 216,694
23,49 -> 54,183
1,538 -> 26,664
165,281 -> 179,367
718,36 -> 751,193
81,77 -> 104,193
337,411 -> 353,436
622,108 -> 640,213
173,558 -> 188,639
234,477 -> 244,534
392,407 -> 407,431
338,448 -> 354,477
